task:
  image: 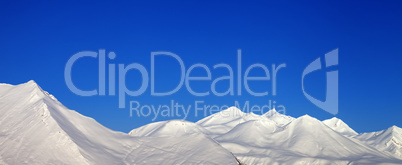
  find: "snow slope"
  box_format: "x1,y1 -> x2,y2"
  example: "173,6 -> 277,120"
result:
131,105 -> 402,164
356,125 -> 402,159
193,106 -> 402,164
215,115 -> 402,164
214,119 -> 279,146
2,81 -> 402,164
323,117 -> 358,136
128,120 -> 208,137
196,106 -> 268,137
0,81 -> 239,165
195,107 -> 293,138
263,108 -> 295,127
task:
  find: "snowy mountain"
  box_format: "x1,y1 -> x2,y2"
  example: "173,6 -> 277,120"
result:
0,81 -> 239,165
2,81 -> 402,164
323,117 -> 358,136
131,106 -> 402,164
356,125 -> 402,159
215,115 -> 401,164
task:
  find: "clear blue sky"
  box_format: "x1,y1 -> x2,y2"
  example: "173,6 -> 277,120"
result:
0,1 -> 401,133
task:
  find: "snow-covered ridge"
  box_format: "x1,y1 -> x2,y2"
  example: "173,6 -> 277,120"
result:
1,81 -> 402,164
356,125 -> 402,158
0,81 -> 239,165
131,106 -> 402,164
128,120 -> 209,137
263,108 -> 295,126
323,117 -> 358,136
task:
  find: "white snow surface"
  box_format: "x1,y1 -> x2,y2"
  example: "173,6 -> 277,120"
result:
128,120 -> 208,137
323,117 -> 358,136
0,81 -> 239,165
1,81 -> 402,164
132,106 -> 402,164
214,115 -> 401,164
263,108 -> 295,127
196,107 -> 281,137
356,125 -> 402,159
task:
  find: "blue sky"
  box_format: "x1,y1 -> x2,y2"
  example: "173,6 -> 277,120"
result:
0,1 -> 401,133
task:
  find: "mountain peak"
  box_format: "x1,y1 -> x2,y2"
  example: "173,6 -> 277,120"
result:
20,80 -> 42,91
299,114 -> 315,120
0,80 -> 58,103
223,106 -> 243,112
219,106 -> 245,116
390,125 -> 401,129
329,117 -> 340,120
264,108 -> 278,117
323,117 -> 358,136
324,117 -> 342,126
129,120 -> 208,137
288,115 -> 321,126
27,80 -> 37,84
388,125 -> 402,134
0,82 -> 240,164
24,80 -> 59,101
262,108 -> 294,127
356,125 -> 402,159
